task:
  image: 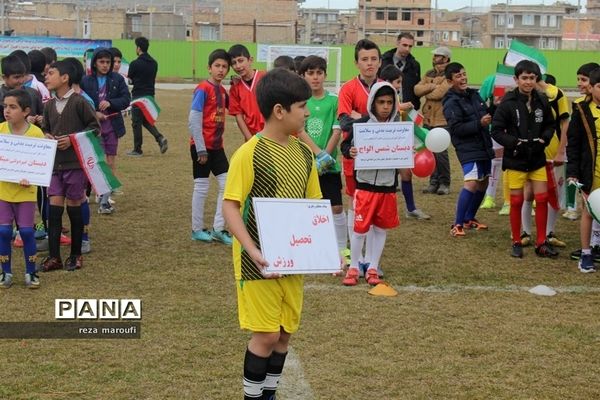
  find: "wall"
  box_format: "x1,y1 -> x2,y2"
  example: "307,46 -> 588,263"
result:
112,39 -> 598,88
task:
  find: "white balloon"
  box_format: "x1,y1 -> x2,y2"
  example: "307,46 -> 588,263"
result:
425,127 -> 451,153
586,189 -> 600,223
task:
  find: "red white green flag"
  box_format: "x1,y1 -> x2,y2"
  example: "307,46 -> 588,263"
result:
505,39 -> 548,74
118,57 -> 129,79
131,96 -> 161,126
493,63 -> 515,98
407,109 -> 424,126
70,130 -> 121,195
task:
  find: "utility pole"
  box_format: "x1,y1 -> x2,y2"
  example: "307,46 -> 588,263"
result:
192,0 -> 196,80
219,0 -> 224,40
361,0 -> 366,39
253,19 -> 257,43
575,0 -> 581,50
504,0 -> 509,49
1,0 -> 5,36
432,0 -> 438,46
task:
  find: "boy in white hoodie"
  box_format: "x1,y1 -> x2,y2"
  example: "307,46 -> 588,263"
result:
340,82 -> 400,286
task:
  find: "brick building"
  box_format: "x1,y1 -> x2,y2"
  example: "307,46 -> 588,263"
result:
357,0 -> 432,46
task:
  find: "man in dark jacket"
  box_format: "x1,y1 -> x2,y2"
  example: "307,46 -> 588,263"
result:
491,60 -> 556,259
127,36 -> 168,156
443,62 -> 494,238
379,32 -> 420,110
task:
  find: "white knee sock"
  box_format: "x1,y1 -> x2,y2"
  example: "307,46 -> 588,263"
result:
521,200 -> 533,235
367,226 -> 387,271
347,208 -> 354,239
213,173 -> 227,231
592,220 -> 600,247
486,158 -> 502,197
554,165 -> 566,210
546,205 -> 558,235
192,178 -> 209,232
350,231 -> 366,268
333,211 -> 347,250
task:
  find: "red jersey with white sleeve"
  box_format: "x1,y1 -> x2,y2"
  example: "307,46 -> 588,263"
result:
229,70 -> 266,136
189,80 -> 228,150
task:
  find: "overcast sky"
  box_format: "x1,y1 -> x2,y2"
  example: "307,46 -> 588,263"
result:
300,0 -> 582,11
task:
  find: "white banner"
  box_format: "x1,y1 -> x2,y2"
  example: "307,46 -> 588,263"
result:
258,44 -> 329,62
354,122 -> 414,170
253,198 -> 340,275
0,135 -> 57,187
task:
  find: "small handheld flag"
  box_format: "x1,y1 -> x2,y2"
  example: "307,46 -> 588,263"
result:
131,96 -> 161,126
70,130 -> 122,196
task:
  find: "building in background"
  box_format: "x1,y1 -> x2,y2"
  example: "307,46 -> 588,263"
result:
297,7 -> 358,45
186,0 -> 298,43
357,0 -> 432,46
562,0 -> 600,50
484,1 -> 578,50
444,6 -> 489,48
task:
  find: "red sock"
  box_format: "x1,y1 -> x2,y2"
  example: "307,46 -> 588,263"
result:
510,193 -> 524,244
534,192 -> 549,247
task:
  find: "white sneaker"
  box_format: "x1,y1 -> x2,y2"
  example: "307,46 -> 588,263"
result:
405,208 -> 431,220
562,209 -> 579,221
81,240 -> 91,254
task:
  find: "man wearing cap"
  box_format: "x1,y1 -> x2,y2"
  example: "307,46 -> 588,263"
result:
380,32 -> 421,110
415,46 -> 452,195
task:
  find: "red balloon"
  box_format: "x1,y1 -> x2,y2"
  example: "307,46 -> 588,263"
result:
412,149 -> 436,178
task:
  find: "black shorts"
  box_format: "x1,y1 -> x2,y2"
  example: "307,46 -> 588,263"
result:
319,173 -> 343,207
190,146 -> 229,179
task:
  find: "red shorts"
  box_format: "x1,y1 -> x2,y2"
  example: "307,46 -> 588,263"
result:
343,158 -> 356,196
353,189 -> 399,234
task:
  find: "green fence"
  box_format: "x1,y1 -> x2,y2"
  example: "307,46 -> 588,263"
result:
113,39 -> 597,88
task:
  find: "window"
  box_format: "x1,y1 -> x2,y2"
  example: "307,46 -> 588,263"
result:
522,14 -> 534,25
328,13 -> 337,21
402,11 -> 411,21
200,25 -> 218,41
317,14 -> 327,23
547,37 -> 556,49
452,31 -> 458,41
388,11 -> 398,21
539,37 -> 546,48
507,14 -> 514,29
83,20 -> 90,39
548,15 -> 557,27
416,41 -> 423,46
495,37 -> 505,48
497,14 -> 505,27
416,30 -> 424,37
417,18 -> 424,25
376,10 -> 385,20
131,16 -> 141,32
540,15 -> 547,27
442,31 -> 449,41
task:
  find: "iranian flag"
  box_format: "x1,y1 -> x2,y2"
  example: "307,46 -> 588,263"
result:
505,39 -> 548,74
407,109 -> 424,126
118,57 -> 129,79
70,130 -> 121,196
131,96 -> 161,126
493,63 -> 515,98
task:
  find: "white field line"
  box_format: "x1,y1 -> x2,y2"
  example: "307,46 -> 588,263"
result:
304,283 -> 600,294
279,346 -> 315,400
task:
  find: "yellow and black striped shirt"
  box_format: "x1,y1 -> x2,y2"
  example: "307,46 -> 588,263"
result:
224,134 -> 322,281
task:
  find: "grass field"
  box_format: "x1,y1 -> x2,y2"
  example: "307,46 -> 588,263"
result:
1,88 -> 600,399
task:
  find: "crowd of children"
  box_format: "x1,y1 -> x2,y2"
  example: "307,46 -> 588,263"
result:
2,34 -> 599,399
0,38 -> 171,289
